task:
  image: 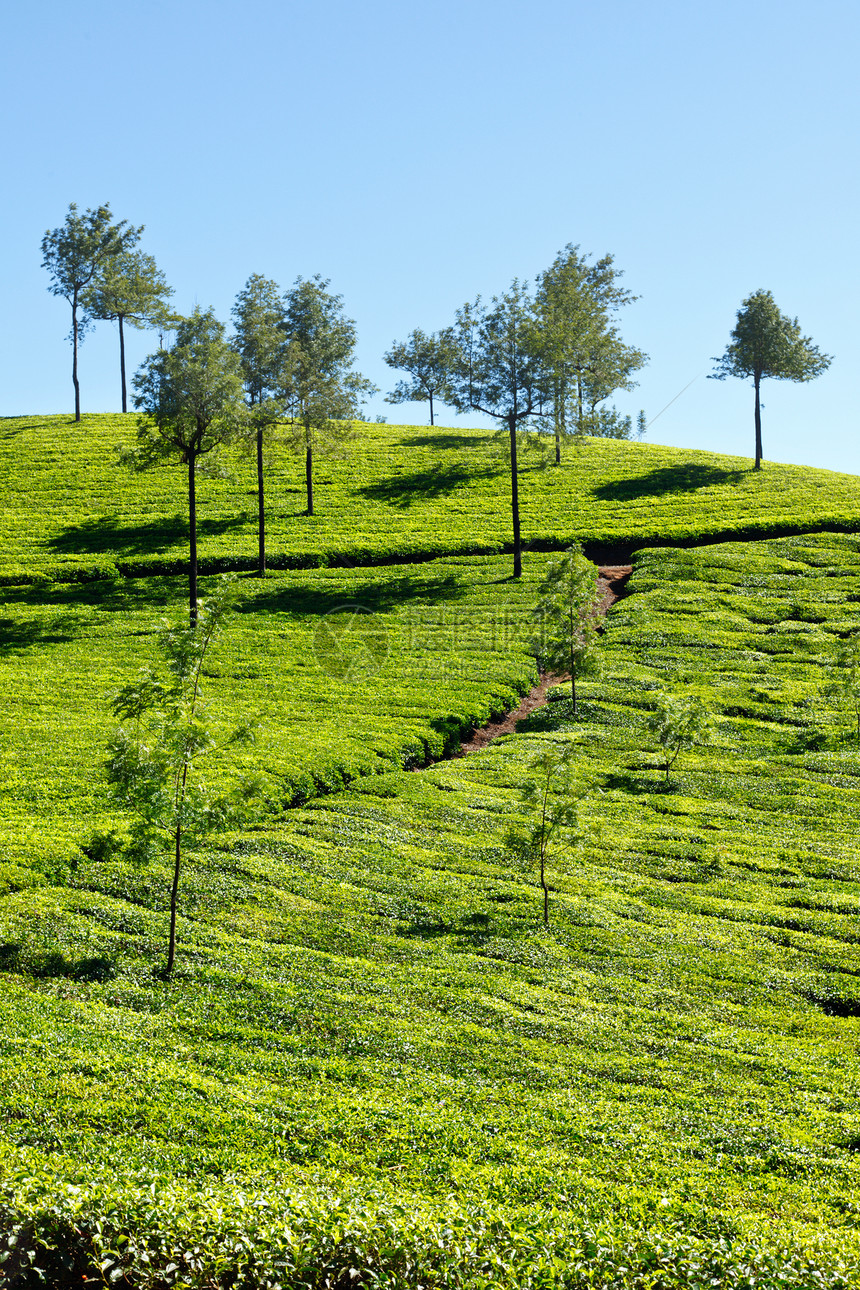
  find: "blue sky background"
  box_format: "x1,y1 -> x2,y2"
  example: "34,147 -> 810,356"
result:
2,0 -> 857,473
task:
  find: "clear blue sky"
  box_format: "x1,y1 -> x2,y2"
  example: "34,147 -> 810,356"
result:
2,0 -> 857,473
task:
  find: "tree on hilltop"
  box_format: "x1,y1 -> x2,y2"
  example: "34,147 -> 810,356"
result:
130,307 -> 246,626
41,202 -> 142,421
444,280 -> 549,577
710,290 -> 832,470
280,275 -> 375,516
85,249 -> 175,412
383,327 -> 455,426
231,274 -> 288,576
536,246 -> 646,461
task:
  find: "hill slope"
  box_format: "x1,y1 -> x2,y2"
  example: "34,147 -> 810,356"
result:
2,532 -> 860,1286
3,415 -> 860,582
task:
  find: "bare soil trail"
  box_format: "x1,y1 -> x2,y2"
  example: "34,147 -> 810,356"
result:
457,564 -> 632,755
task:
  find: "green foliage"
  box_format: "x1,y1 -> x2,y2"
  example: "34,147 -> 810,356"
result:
535,244 -> 646,458
106,579 -> 256,973
712,289 -> 832,387
231,274 -> 290,575
85,249 -> 173,334
280,275 -> 376,515
384,327 -> 456,425
3,535 -> 860,1281
506,742 -> 583,925
130,307 -> 246,469
531,546 -> 602,709
130,307 -> 246,620
646,692 -> 715,782
711,290 -> 833,468
823,631 -> 860,741
84,248 -> 174,412
6,415 -> 860,585
40,202 -> 143,419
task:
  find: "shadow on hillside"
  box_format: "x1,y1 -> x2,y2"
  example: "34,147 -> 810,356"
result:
48,513 -> 246,557
591,463 -> 747,502
396,911 -> 493,944
0,941 -> 116,981
0,615 -> 76,653
396,432 -> 486,450
2,579 -> 179,614
359,462 -> 500,508
241,572 -> 467,617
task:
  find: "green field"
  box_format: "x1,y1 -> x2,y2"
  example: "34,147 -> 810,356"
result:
2,418 -> 860,1287
4,414 -> 860,582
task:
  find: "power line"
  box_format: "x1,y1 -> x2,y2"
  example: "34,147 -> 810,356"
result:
644,374 -> 706,433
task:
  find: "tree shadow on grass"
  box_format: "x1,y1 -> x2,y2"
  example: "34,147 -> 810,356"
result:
2,578 -> 180,615
48,513 -> 247,558
0,941 -> 116,981
240,572 -> 468,617
591,463 -> 747,502
396,911 -> 493,944
0,615 -> 77,653
396,432 -> 487,450
358,462 -> 500,508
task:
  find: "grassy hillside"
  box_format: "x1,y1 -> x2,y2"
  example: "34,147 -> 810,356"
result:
0,554 -> 544,882
3,414 -> 860,582
3,533 -> 860,1286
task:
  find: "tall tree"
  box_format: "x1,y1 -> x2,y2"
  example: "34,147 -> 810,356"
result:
231,275 -> 287,576
85,249 -> 174,412
536,246 -> 646,461
710,290 -> 832,470
280,275 -> 375,516
129,308 -> 246,625
41,203 -> 142,421
444,281 -> 549,577
383,327 -> 454,425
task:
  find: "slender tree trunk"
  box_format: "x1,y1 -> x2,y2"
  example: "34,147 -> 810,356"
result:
188,451 -> 198,627
166,822 -> 182,976
541,844 -> 549,927
509,415 -> 521,578
577,371 -> 583,435
306,442 -> 314,516
570,603 -> 576,710
754,371 -> 763,470
257,427 -> 266,576
429,391 -> 435,426
119,314 -> 128,413
72,297 -> 81,422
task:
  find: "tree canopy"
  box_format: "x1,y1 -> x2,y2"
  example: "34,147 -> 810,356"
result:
444,280 -> 548,576
41,202 -> 142,420
85,249 -> 174,412
130,307 -> 246,623
231,274 -> 288,574
281,275 -> 375,516
384,328 -> 455,426
711,289 -> 832,469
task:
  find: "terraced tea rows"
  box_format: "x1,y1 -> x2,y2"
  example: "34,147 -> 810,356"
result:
2,534 -> 860,1286
5,415 -> 860,582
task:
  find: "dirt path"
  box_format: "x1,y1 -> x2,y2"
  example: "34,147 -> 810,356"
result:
456,564 -> 632,755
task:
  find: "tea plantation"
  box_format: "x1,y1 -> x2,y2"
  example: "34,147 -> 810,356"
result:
2,416 -> 860,1288
4,415 -> 860,581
